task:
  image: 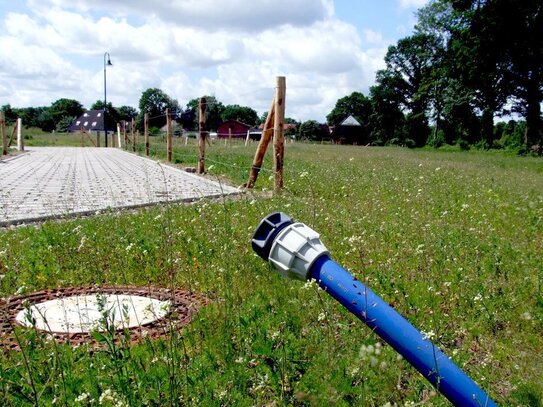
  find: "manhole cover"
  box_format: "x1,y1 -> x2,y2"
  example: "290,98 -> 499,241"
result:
0,286 -> 209,350
15,294 -> 170,333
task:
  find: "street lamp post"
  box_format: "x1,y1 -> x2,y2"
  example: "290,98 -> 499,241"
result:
103,52 -> 112,147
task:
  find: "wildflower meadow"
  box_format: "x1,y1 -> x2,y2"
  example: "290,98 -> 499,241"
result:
0,140 -> 541,406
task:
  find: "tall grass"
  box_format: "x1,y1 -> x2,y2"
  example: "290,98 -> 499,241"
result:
0,136 -> 542,405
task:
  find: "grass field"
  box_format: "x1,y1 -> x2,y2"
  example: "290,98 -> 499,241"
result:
1,134 -> 542,406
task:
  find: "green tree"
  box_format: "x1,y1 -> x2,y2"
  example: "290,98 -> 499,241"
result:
221,104 -> 259,126
14,107 -> 38,128
49,98 -> 84,127
138,88 -> 179,129
298,120 -> 327,141
55,115 -> 75,133
369,72 -> 406,144
91,100 -> 121,125
501,0 -> 542,152
326,92 -> 372,127
118,106 -> 138,122
381,33 -> 442,147
36,109 -> 55,132
416,1 -> 481,145
418,0 -> 513,147
185,96 -> 225,131
1,104 -> 17,125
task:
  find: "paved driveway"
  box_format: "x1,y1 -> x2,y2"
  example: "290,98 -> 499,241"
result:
0,147 -> 239,225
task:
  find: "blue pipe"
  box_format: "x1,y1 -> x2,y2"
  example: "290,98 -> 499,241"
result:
310,255 -> 496,407
252,212 -> 497,407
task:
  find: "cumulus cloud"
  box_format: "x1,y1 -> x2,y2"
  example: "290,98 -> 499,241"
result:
28,0 -> 332,32
1,0 -> 392,120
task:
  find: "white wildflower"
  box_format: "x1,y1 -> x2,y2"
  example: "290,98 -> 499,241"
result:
421,330 -> 436,340
75,392 -> 91,403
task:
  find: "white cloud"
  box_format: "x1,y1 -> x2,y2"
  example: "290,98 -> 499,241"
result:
0,0 -> 393,121
27,0 -> 332,32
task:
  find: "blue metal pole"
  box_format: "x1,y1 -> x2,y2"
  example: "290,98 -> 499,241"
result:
252,212 -> 497,407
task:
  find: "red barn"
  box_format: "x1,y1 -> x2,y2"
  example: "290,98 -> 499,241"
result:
217,119 -> 250,139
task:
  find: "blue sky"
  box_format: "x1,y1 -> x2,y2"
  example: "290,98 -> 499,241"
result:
0,0 -> 428,121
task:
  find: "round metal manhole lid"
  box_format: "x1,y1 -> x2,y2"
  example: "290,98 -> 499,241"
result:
15,294 -> 171,333
0,286 -> 210,350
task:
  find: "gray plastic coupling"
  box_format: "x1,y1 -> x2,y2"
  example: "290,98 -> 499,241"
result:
268,222 -> 329,280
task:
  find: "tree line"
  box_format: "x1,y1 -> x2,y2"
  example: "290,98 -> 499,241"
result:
0,89 -> 264,135
326,0 -> 541,153
2,0 -> 540,153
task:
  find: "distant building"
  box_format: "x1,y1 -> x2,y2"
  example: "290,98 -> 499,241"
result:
332,115 -> 368,145
69,110 -> 116,133
217,119 -> 251,138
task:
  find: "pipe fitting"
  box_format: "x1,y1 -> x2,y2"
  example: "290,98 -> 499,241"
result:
269,222 -> 329,280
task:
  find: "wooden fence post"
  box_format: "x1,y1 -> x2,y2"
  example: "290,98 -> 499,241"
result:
144,113 -> 149,156
166,108 -> 173,162
123,122 -> 128,149
16,118 -> 24,151
198,97 -> 207,174
1,111 -> 6,156
273,76 -> 286,194
8,120 -> 17,148
117,123 -> 121,148
131,118 -> 136,152
245,98 -> 275,188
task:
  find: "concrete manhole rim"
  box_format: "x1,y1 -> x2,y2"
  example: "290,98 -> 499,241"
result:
0,285 -> 209,350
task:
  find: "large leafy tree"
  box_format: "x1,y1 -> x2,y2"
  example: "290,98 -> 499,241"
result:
369,72 -> 407,144
450,0 -> 512,146
91,100 -> 121,125
1,104 -> 17,125
502,0 -> 543,151
117,106 -> 138,122
5,105 -> 54,131
48,98 -> 84,127
184,96 -> 225,131
417,0 -> 536,148
298,120 -> 328,141
221,104 -> 258,126
416,3 -> 476,145
326,92 -> 372,127
381,33 -> 442,147
138,88 -> 179,129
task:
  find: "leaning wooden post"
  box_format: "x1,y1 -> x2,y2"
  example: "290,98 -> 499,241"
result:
245,98 -> 275,188
273,76 -> 286,194
166,108 -> 173,162
8,121 -> 17,148
1,111 -> 7,156
198,97 -> 207,174
144,113 -> 149,156
131,118 -> 136,152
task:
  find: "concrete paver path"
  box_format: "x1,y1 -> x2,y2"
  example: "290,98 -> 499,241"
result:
0,147 -> 239,225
